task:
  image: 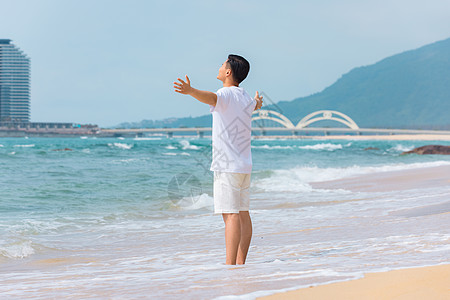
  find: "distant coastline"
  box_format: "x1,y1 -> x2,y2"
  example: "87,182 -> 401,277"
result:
2,127 -> 450,141
252,134 -> 450,141
0,121 -> 99,137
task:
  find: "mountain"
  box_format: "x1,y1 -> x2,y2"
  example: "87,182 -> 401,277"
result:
276,37 -> 450,129
115,38 -> 450,129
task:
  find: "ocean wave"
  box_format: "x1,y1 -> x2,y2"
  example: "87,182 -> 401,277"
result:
0,144 -> 3,147
108,142 -> 133,150
13,144 -> 35,148
314,161 -> 450,182
172,193 -> 214,211
133,137 -> 162,140
165,145 -> 177,150
162,152 -> 178,156
251,143 -> 349,151
179,140 -> 201,150
254,161 -> 450,192
0,241 -> 35,259
113,158 -> 140,163
253,177 -> 313,193
162,152 -> 190,156
251,145 -> 294,150
298,143 -> 343,151
388,144 -> 415,152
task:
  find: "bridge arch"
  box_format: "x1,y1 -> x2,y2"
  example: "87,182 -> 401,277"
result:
296,110 -> 359,129
252,109 -> 295,128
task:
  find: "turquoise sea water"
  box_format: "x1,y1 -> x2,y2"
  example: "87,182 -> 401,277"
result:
1,137 -> 449,299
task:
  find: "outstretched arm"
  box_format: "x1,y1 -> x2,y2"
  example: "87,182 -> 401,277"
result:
254,91 -> 263,111
174,75 -> 217,106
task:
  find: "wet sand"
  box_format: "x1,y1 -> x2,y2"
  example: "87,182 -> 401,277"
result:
259,264 -> 450,300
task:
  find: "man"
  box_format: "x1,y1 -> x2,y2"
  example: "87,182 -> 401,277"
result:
174,54 -> 262,264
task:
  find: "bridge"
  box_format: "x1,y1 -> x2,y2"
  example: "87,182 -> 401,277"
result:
99,109 -> 450,138
251,109 -> 360,130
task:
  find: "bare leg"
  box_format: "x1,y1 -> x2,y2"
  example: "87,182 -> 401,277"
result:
222,213 -> 241,265
236,211 -> 252,265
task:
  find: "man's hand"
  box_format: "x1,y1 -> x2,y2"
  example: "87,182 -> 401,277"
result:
254,91 -> 263,111
174,75 -> 192,95
173,75 -> 217,106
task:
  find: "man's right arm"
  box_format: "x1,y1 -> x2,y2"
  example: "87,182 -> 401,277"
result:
174,75 -> 217,106
189,87 -> 217,107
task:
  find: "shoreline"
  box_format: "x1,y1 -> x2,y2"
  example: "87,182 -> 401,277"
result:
2,131 -> 450,141
311,164 -> 450,193
252,134 -> 450,141
256,163 -> 450,300
258,264 -> 450,300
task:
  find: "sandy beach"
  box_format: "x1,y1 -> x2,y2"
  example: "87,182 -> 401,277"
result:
259,264 -> 450,300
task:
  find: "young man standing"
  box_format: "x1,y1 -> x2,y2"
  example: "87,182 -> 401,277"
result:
174,54 -> 262,265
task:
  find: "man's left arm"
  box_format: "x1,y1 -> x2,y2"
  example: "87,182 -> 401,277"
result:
253,91 -> 263,111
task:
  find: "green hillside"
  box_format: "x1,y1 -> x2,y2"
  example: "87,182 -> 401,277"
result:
275,37 -> 450,129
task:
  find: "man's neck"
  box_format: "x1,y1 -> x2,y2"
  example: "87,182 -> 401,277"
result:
222,81 -> 239,88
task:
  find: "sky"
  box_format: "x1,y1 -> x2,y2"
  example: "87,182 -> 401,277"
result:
1,0 -> 450,127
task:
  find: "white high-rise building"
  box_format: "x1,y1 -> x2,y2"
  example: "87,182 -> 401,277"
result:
0,39 -> 30,122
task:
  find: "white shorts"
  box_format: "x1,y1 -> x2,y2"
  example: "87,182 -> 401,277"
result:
213,171 -> 251,214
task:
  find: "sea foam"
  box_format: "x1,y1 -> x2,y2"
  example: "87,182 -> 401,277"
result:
0,241 -> 35,259
254,161 -> 450,193
108,143 -> 133,150
251,145 -> 294,150
173,193 -> 214,211
133,137 -> 162,140
162,152 -> 177,156
388,144 -> 415,152
179,140 -> 201,150
298,143 -> 344,151
251,143 -> 348,151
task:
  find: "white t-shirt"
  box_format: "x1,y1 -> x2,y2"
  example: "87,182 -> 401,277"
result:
209,86 -> 256,173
